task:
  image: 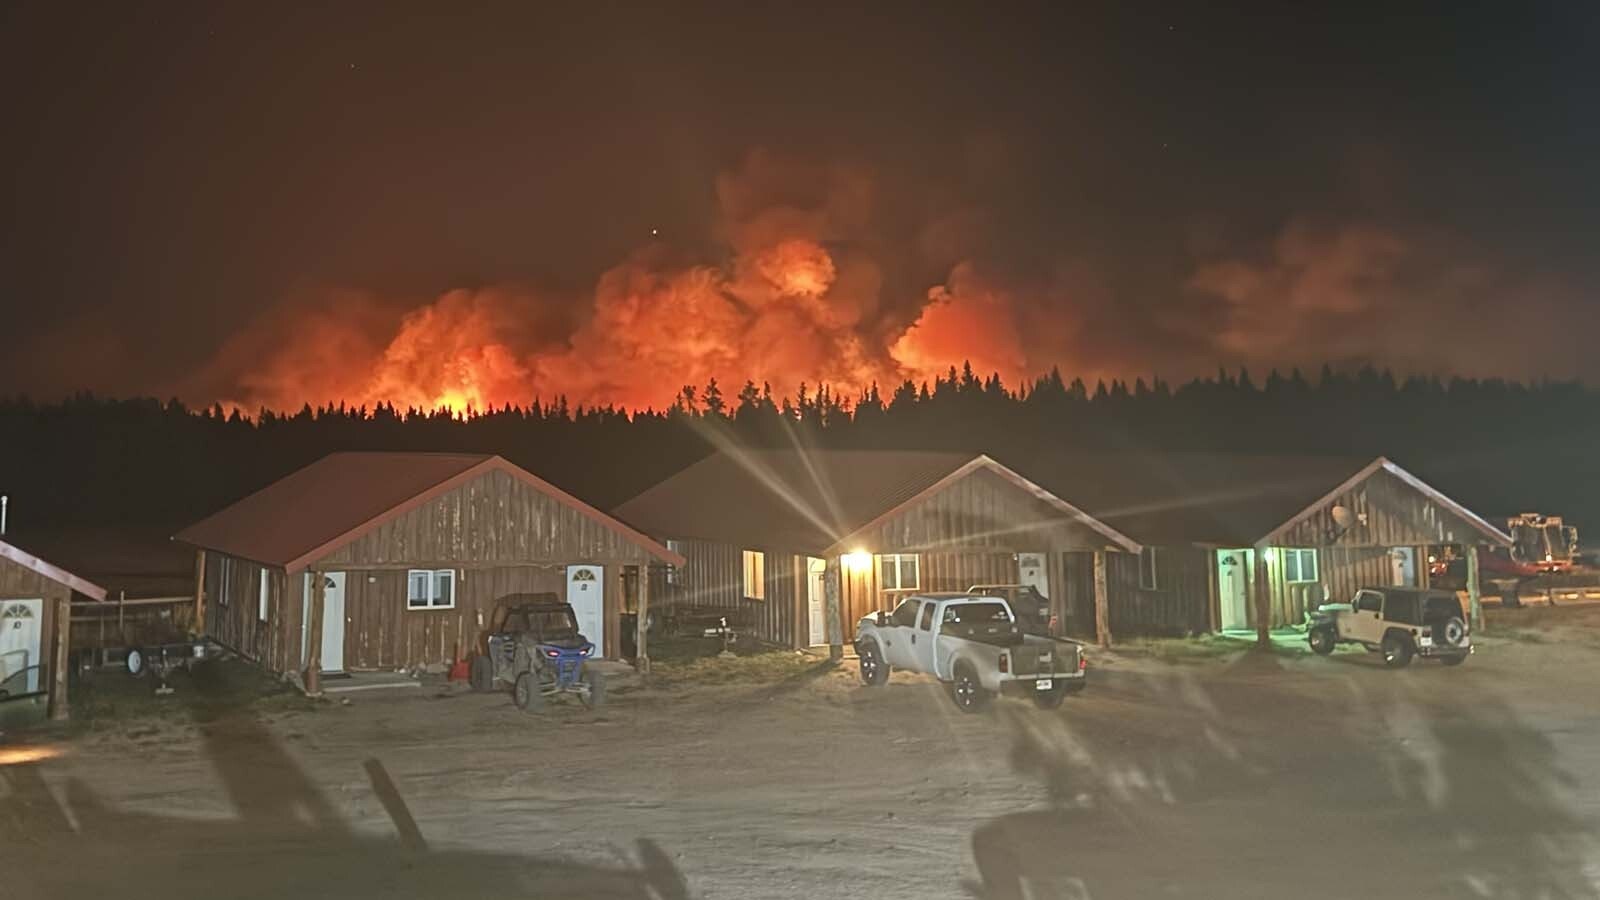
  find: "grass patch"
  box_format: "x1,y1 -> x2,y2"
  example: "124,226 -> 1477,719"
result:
68,657 -> 319,734
647,635 -> 824,687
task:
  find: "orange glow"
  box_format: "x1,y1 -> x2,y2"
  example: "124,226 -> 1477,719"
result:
0,743 -> 65,766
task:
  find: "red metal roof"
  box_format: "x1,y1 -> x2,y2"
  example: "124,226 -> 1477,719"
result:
175,452 -> 683,570
0,538 -> 108,600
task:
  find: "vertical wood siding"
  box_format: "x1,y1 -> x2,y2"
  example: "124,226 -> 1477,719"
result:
0,558 -> 71,704
1103,546 -> 1212,636
315,468 -> 653,569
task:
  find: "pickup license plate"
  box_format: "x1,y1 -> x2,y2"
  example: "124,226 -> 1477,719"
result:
1035,678 -> 1053,691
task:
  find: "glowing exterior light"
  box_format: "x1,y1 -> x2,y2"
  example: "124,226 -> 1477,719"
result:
1263,548 -> 1276,563
842,550 -> 872,573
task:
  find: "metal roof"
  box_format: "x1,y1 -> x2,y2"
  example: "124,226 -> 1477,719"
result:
175,452 -> 684,570
0,538 -> 108,600
612,449 -> 1140,554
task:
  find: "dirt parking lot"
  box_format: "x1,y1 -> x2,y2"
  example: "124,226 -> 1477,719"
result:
5,611 -> 1600,899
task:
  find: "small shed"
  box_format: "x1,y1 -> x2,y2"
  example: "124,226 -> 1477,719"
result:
175,452 -> 683,687
0,539 -> 107,722
612,450 -> 1140,649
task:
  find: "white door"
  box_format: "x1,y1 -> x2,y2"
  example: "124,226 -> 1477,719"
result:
1018,552 -> 1050,599
1217,550 -> 1251,630
807,557 -> 827,646
302,572 -> 346,673
0,599 -> 44,695
1391,547 -> 1417,586
567,565 -> 604,653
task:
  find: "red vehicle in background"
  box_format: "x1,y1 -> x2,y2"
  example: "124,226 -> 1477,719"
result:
1431,513 -> 1590,606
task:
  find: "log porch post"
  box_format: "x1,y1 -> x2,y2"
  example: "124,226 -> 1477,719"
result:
825,558 -> 843,662
192,549 -> 207,637
635,564 -> 651,675
1092,550 -> 1111,648
1466,544 -> 1483,633
304,570 -> 325,695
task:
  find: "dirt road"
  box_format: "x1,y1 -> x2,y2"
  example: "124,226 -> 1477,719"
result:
5,621 -> 1600,899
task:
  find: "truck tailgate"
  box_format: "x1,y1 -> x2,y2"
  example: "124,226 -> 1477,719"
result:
1012,639 -> 1081,676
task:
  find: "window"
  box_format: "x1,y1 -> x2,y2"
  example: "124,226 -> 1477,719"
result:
258,569 -> 270,621
1355,590 -> 1383,613
1139,547 -> 1159,590
665,540 -> 685,585
888,597 -> 921,627
917,602 -> 935,631
878,553 -> 920,591
742,550 -> 765,599
1282,548 -> 1319,583
407,569 -> 456,609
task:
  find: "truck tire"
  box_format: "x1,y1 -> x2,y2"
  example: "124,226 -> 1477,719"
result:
579,667 -> 606,709
858,642 -> 889,687
126,648 -> 146,678
1381,633 -> 1414,669
513,671 -> 546,712
469,655 -> 493,692
950,662 -> 990,713
1308,626 -> 1337,656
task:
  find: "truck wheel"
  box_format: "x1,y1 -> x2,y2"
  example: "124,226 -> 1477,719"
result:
1308,626 -> 1337,656
579,667 -> 606,709
1032,685 -> 1067,710
950,662 -> 990,713
469,655 -> 493,693
1381,633 -> 1414,669
513,672 -> 546,712
858,643 -> 889,687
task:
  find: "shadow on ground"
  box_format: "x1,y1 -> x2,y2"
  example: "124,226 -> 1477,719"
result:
0,660 -> 689,900
967,659 -> 1599,899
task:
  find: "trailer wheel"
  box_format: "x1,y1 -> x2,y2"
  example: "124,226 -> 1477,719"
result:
126,648 -> 146,678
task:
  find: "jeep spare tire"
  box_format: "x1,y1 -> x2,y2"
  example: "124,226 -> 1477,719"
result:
1308,626 -> 1337,656
1381,632 -> 1414,669
1433,616 -> 1467,648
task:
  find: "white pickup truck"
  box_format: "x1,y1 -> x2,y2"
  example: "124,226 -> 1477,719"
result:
854,592 -> 1087,711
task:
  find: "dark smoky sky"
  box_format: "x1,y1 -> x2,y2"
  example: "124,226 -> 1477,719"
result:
2,1 -> 1598,404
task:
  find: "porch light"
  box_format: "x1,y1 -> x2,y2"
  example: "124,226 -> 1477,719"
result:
842,550 -> 872,573
1263,548 -> 1276,562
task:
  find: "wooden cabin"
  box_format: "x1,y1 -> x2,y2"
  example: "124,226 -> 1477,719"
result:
0,539 -> 107,722
1016,452 -> 1514,637
175,453 -> 683,686
612,451 -> 1141,648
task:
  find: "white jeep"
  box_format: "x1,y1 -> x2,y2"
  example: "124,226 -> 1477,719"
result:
1307,586 -> 1471,667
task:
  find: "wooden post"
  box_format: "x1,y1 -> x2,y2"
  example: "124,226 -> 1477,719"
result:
825,558 -> 843,662
192,549 -> 207,637
1092,550 -> 1111,648
304,570 -> 325,695
1254,544 -> 1272,648
117,589 -> 125,633
48,595 -> 70,721
1466,544 -> 1483,633
635,565 -> 651,675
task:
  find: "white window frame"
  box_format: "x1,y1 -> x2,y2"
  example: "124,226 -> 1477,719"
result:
1283,548 -> 1319,584
666,540 -> 684,585
742,550 -> 765,600
878,553 -> 921,591
407,568 -> 457,610
1139,547 -> 1159,591
258,568 -> 270,621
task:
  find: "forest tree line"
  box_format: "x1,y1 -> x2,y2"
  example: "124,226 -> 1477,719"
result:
2,363 -> 1596,537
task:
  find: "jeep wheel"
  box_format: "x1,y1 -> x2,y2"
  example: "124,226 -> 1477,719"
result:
579,667 -> 606,709
1381,633 -> 1414,669
858,642 -> 889,687
469,655 -> 493,693
1308,626 -> 1337,656
513,672 -> 545,712
1032,684 -> 1067,710
950,662 -> 990,713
